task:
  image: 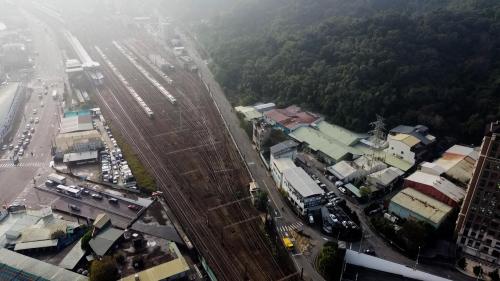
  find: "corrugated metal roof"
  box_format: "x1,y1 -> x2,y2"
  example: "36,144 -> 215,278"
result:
270,140 -> 298,156
283,167 -> 324,198
328,161 -> 357,180
405,171 -> 465,203
55,130 -> 102,152
235,106 -> 262,120
14,239 -> 58,251
0,248 -> 88,281
390,188 -> 452,225
345,249 -> 453,281
253,103 -> 275,112
89,227 -> 123,256
63,151 -> 98,163
272,158 -> 296,173
367,167 -> 404,187
121,242 -> 189,281
315,121 -> 366,146
93,213 -> 110,229
60,115 -> 93,134
59,240 -> 86,270
432,145 -> 478,184
390,134 -> 421,147
290,126 -> 357,162
345,183 -> 361,198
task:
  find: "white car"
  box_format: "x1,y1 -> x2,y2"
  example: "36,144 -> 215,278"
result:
338,187 -> 346,194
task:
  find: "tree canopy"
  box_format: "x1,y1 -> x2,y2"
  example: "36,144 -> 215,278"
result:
195,0 -> 500,144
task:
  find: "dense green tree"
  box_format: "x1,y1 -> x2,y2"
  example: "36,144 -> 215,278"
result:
194,0 -> 500,144
81,230 -> 92,251
457,257 -> 467,270
89,256 -> 119,281
473,265 -> 484,278
317,242 -> 345,281
254,190 -> 269,212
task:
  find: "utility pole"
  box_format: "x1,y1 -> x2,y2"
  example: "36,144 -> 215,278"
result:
414,246 -> 421,270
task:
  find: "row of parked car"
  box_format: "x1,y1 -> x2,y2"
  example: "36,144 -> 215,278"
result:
3,117 -> 39,157
101,126 -> 135,186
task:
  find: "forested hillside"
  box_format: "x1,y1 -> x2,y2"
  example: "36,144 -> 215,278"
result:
192,0 -> 500,143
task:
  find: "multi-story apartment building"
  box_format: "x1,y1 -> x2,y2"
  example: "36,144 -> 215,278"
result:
456,121 -> 500,267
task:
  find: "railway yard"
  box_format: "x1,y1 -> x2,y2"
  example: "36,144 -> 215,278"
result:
55,18 -> 294,280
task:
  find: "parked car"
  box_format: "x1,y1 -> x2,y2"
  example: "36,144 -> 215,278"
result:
335,181 -> 344,187
69,205 -> 80,212
128,204 -> 140,211
338,187 -> 346,194
1,145 -> 7,151
91,194 -> 103,200
108,198 -> 119,204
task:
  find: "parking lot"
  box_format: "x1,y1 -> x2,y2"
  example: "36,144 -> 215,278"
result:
95,117 -> 137,190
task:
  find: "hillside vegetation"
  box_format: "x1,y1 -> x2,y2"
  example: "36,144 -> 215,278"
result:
193,0 -> 500,143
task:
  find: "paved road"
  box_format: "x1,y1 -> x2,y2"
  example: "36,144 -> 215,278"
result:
0,11 -> 63,206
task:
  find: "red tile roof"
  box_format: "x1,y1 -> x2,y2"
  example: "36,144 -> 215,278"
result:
264,106 -> 321,130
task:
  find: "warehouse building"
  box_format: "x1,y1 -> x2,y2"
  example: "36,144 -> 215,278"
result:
264,105 -> 322,133
429,145 -> 478,186
389,188 -> 453,228
282,167 -> 325,216
327,155 -> 387,183
0,248 -> 88,281
366,167 -> 404,193
404,171 -> 465,208
290,121 -> 365,165
54,130 -> 103,161
60,114 -> 93,134
120,242 -> 189,281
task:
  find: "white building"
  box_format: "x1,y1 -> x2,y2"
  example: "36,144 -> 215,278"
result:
327,156 -> 387,183
385,125 -> 435,166
270,158 -> 296,188
282,167 -> 325,216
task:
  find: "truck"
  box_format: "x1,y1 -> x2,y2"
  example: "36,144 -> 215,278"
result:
282,237 -> 294,251
48,173 -> 66,185
51,89 -> 57,100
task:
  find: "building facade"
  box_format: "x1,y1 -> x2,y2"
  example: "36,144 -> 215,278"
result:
385,125 -> 435,165
456,121 -> 500,267
282,167 -> 324,216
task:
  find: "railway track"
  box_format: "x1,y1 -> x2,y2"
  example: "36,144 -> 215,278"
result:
86,40 -> 290,280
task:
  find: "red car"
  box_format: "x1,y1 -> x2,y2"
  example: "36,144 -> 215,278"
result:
128,204 -> 140,211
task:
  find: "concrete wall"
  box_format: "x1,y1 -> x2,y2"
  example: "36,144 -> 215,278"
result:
386,138 -> 415,164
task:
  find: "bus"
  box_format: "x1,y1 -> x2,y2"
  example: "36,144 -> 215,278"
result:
56,185 -> 81,198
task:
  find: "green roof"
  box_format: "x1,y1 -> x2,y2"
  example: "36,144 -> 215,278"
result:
315,121 -> 365,146
344,183 -> 362,198
290,122 -> 363,162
